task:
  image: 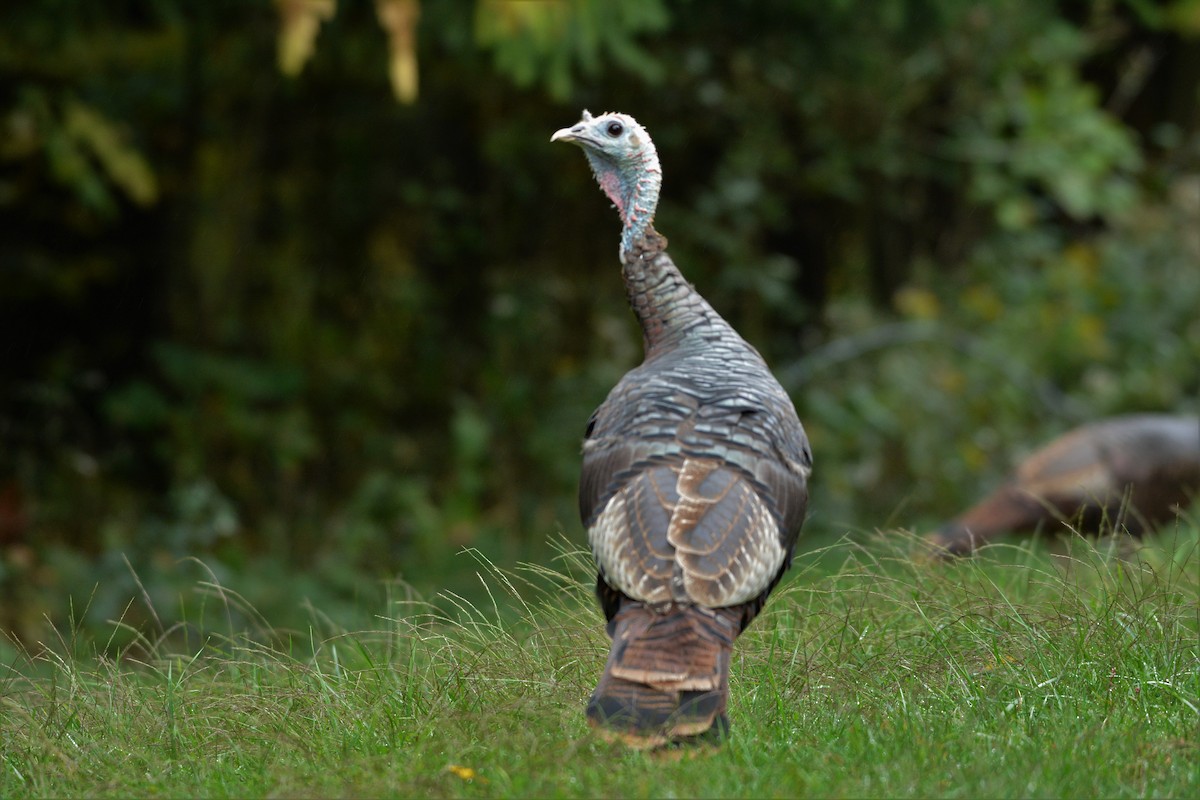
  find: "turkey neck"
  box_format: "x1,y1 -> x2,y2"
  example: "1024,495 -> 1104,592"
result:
600,135 -> 728,360
622,229 -> 729,361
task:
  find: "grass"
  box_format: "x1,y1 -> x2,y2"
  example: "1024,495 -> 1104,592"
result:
1,527 -> 1197,798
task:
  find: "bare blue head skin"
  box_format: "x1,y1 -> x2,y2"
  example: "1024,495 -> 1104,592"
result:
551,110 -> 662,262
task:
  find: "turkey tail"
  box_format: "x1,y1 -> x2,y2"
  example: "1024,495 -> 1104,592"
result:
587,603 -> 738,748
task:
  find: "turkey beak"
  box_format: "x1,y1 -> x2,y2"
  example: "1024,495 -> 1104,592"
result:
551,123 -> 585,143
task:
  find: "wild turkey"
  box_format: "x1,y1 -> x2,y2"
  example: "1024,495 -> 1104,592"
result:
929,414 -> 1200,557
551,111 -> 812,748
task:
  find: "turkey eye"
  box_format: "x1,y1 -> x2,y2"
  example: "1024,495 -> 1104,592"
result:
606,121 -> 624,137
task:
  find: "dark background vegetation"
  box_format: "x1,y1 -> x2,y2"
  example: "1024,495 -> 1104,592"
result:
1,0 -> 1198,648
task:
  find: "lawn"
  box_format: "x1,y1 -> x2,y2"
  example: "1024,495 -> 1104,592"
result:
2,528 -> 1197,798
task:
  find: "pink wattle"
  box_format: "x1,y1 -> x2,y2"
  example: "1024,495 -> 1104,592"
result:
598,171 -> 627,222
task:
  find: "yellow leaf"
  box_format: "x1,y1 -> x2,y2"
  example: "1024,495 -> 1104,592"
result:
275,0 -> 336,77
377,0 -> 420,104
63,100 -> 159,206
893,286 -> 940,320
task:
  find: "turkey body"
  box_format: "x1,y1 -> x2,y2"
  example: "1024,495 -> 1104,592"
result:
553,113 -> 811,747
580,231 -> 811,749
931,414 -> 1200,556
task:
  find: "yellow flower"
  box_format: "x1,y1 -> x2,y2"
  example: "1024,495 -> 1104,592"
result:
448,764 -> 486,782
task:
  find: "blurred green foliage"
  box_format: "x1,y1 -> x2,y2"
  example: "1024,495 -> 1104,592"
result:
1,0 -> 1198,647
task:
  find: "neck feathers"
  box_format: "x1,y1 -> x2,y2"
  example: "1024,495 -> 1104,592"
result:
619,148 -> 661,259
622,228 -> 730,359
